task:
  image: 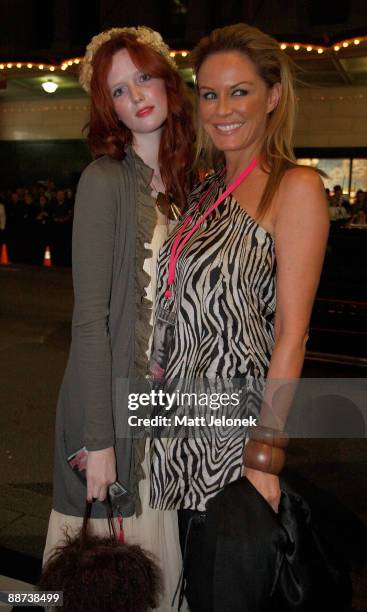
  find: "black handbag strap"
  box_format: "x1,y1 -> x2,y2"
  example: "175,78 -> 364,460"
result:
80,497 -> 117,547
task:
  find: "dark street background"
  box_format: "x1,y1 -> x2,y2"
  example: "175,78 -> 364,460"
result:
0,264 -> 366,609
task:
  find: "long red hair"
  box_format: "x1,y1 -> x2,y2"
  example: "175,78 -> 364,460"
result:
86,33 -> 194,210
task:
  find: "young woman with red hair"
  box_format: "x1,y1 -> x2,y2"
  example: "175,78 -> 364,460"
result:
43,27 -> 194,610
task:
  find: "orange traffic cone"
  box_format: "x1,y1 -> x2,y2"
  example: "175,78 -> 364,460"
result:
43,245 -> 52,267
0,243 -> 9,264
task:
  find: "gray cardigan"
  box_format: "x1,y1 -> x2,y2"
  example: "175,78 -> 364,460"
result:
52,147 -> 155,518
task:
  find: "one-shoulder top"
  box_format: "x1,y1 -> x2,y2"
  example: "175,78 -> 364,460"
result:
150,171 -> 276,511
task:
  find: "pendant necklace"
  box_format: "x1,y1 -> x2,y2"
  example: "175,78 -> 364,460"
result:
151,177 -> 181,221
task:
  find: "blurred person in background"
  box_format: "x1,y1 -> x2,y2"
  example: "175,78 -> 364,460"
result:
331,184 -> 350,213
49,190 -> 73,266
0,196 -> 6,254
6,191 -> 25,263
33,194 -> 52,265
23,192 -> 37,264
352,189 -> 366,214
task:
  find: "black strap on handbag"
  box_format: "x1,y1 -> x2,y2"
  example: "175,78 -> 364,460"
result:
80,496 -> 118,546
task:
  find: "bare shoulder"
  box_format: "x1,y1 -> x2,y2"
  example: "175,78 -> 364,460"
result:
281,165 -> 325,197
274,165 -> 328,224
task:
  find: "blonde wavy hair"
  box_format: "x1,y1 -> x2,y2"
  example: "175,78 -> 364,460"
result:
191,23 -> 298,219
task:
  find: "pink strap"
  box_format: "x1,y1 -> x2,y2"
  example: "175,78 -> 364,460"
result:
163,175 -> 220,298
118,514 -> 124,544
164,158 -> 257,298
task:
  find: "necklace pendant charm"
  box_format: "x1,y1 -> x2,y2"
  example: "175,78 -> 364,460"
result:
168,202 -> 181,221
150,301 -> 177,379
156,192 -> 181,221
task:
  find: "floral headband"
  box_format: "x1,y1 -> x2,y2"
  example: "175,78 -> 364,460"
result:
79,26 -> 177,92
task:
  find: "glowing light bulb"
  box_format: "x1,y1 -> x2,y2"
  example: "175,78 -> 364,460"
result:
38,64 -> 44,70
181,51 -> 188,57
41,80 -> 58,94
354,39 -> 360,45
317,48 -> 323,54
16,63 -> 21,68
280,44 -> 287,50
294,45 -> 300,51
334,45 -> 340,51
169,51 -> 176,57
7,63 -> 13,68
50,66 -> 55,71
27,63 -> 32,68
342,42 -> 349,48
307,46 -> 312,52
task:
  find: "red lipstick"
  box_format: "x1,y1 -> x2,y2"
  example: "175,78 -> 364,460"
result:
136,106 -> 154,118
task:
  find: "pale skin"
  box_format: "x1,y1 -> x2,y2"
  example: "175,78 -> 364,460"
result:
198,51 -> 329,512
86,48 -> 168,502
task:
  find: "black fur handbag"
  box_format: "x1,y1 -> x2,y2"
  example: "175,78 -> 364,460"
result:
38,499 -> 163,612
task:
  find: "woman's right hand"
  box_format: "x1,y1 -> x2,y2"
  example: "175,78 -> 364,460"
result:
86,446 -> 116,502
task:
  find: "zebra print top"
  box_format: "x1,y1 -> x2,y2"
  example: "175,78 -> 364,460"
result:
150,171 -> 276,511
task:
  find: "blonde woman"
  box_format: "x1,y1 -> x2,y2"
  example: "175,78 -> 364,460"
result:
150,23 -> 329,610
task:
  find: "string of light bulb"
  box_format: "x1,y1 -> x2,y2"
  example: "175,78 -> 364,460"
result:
0,58 -> 81,72
0,36 -> 366,72
279,36 -> 366,54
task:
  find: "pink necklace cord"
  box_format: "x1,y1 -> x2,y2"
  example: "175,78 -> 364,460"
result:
164,157 -> 258,298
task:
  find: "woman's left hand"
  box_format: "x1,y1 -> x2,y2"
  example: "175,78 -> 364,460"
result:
244,466 -> 281,513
